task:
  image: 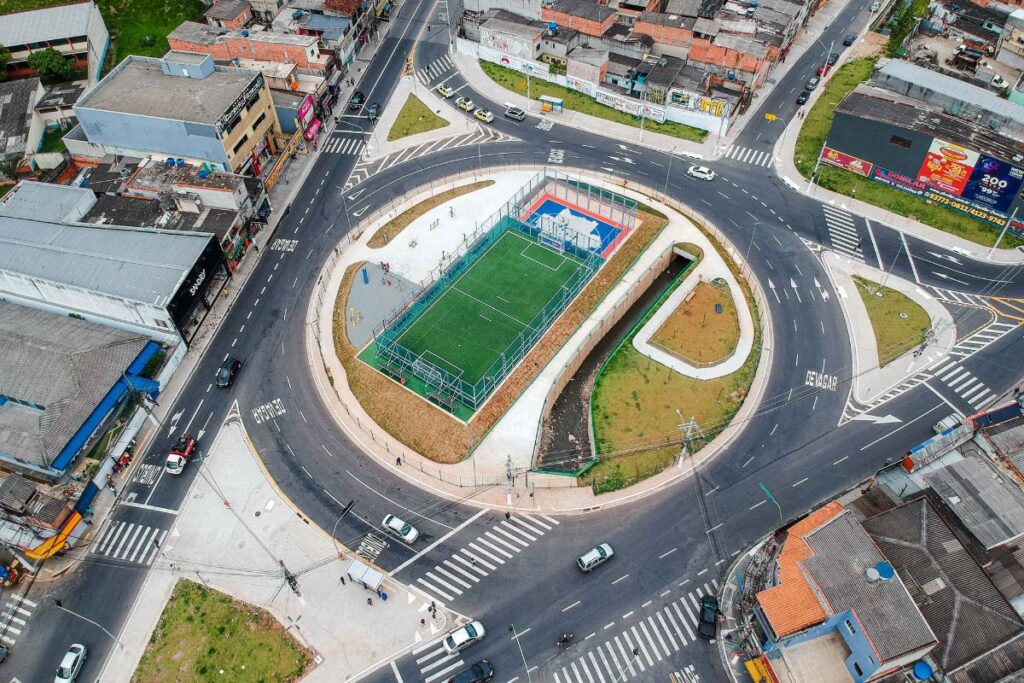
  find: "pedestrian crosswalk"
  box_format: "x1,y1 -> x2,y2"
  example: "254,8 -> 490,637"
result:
928,357 -> 996,410
410,630 -> 471,683
552,581 -> 719,683
947,319 -> 1018,358
321,136 -> 365,155
721,145 -> 773,167
416,55 -> 455,85
0,594 -> 36,648
412,514 -> 559,604
926,285 -> 989,309
821,205 -> 863,262
357,532 -> 388,563
92,520 -> 167,565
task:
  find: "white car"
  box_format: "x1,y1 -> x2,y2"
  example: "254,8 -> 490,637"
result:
577,543 -> 615,573
382,514 -> 420,543
55,643 -> 87,682
444,621 -> 486,655
687,165 -> 716,181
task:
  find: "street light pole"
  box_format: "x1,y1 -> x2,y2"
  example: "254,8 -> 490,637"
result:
612,647 -> 641,682
509,624 -> 533,683
988,206 -> 1019,259
53,600 -> 124,650
744,220 -> 760,266
758,482 -> 783,524
664,148 -> 675,195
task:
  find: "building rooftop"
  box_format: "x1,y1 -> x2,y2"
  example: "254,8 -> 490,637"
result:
568,46 -> 609,67
234,58 -> 297,80
0,1 -> 97,46
0,301 -> 148,469
924,456 -> 1024,549
482,15 -> 545,38
168,20 -> 229,45
637,11 -> 697,29
838,87 -> 1024,165
713,31 -> 771,59
802,510 -> 936,662
546,0 -> 616,22
0,78 -> 39,161
863,499 -> 1024,674
87,155 -> 143,195
664,0 -> 721,17
204,0 -> 251,20
82,195 -> 240,238
36,81 -> 87,113
126,158 -> 245,194
0,181 -> 96,223
0,214 -> 214,306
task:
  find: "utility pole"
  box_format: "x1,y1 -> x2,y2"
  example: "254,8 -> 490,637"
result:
664,148 -> 676,195
281,559 -> 300,595
505,455 -> 514,505
759,482 -> 783,524
988,206 -> 1019,259
53,599 -> 123,650
509,624 -> 533,683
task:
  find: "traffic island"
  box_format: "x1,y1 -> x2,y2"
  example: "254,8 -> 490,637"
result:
852,275 -> 931,367
386,94 -> 450,142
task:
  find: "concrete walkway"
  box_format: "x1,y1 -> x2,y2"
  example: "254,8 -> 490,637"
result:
822,251 -> 956,405
306,167 -> 775,513
632,251 -> 755,380
100,415 -> 458,682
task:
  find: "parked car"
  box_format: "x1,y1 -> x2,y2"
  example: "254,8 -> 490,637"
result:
446,660 -> 495,683
870,0 -> 880,10
686,165 -> 715,181
444,621 -> 486,655
817,64 -> 831,77
805,76 -> 821,90
216,358 -> 241,388
367,102 -> 381,122
698,595 -> 719,639
436,84 -> 454,98
504,106 -> 526,121
455,97 -> 475,112
55,643 -> 87,682
382,514 -> 420,543
474,109 -> 494,123
577,543 -> 614,573
348,90 -> 366,110
796,90 -> 810,104
843,33 -> 857,46
165,434 -> 198,475
827,52 -> 840,65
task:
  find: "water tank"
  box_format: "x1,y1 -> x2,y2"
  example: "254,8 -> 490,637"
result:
165,157 -> 176,167
913,661 -> 933,680
197,169 -> 209,179
292,10 -> 304,19
727,72 -> 736,80
876,562 -> 895,581
232,57 -> 240,65
865,567 -> 881,583
241,29 -> 250,37
547,21 -> 558,35
176,158 -> 185,168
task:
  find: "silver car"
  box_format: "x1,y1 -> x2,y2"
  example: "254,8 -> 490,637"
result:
55,643 -> 87,682
382,514 -> 420,543
577,543 -> 614,573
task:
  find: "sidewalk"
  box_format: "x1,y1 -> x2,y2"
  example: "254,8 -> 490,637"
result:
100,415 -> 459,682
773,107 -> 1024,265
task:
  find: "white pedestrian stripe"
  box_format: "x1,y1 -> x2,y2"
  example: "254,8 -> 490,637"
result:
821,206 -> 863,262
723,145 -> 773,167
926,358 -> 995,409
412,637 -> 464,683
545,581 -> 718,681
356,532 -> 388,562
416,55 -> 455,84
93,520 -> 167,565
323,136 -> 364,155
0,594 -> 36,648
411,515 -> 554,605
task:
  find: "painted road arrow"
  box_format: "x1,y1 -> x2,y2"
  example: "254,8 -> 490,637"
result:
347,188 -> 366,201
851,413 -> 903,425
814,277 -> 831,302
790,278 -> 802,303
352,206 -> 369,218
933,271 -> 969,286
767,279 -> 780,303
928,251 -> 962,265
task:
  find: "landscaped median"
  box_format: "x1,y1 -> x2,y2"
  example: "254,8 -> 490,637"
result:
387,94 -> 450,142
852,275 -> 931,367
479,61 -> 707,143
793,58 -> 1022,248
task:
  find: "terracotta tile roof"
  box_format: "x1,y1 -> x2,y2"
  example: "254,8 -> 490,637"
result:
756,502 -> 845,637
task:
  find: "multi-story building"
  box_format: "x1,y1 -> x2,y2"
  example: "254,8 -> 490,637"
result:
167,21 -> 333,75
67,52 -> 281,176
204,0 -> 254,29
0,1 -> 109,84
541,0 -> 617,38
0,78 -> 45,172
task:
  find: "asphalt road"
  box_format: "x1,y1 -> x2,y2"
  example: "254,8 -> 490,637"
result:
6,0 -> 1023,680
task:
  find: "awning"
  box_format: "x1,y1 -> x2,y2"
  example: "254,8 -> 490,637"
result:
304,118 -> 322,140
347,558 -> 384,590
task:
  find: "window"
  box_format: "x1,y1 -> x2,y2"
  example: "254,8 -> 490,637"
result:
890,134 -> 912,149
844,619 -> 857,635
252,112 -> 267,130
232,133 -> 249,154
155,319 -> 170,329
854,663 -> 863,676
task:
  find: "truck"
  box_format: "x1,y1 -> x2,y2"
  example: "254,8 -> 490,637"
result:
165,434 -> 198,475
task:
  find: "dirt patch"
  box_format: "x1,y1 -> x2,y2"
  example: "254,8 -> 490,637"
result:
334,210 -> 670,463
651,281 -> 739,366
367,180 -> 496,248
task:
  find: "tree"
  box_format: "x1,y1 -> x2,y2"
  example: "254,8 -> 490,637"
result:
0,44 -> 10,80
27,48 -> 73,83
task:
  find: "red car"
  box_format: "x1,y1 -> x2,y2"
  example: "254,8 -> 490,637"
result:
817,64 -> 832,77
165,434 -> 197,475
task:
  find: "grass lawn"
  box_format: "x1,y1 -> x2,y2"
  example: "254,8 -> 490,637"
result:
585,239 -> 760,494
387,94 -> 450,142
369,180 -> 495,247
794,58 -> 1021,249
133,579 -> 311,683
5,0 -> 204,63
479,61 -> 707,143
853,276 -> 931,367
651,280 -> 738,366
38,128 -> 67,154
0,186 -> 12,199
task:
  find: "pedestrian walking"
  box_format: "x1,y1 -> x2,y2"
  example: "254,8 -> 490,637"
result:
396,456 -> 402,466
253,242 -> 259,252
340,576 -> 346,585
367,597 -> 373,606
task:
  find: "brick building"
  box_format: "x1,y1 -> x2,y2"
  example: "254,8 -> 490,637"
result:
167,21 -> 332,75
541,0 -> 616,38
204,0 -> 254,29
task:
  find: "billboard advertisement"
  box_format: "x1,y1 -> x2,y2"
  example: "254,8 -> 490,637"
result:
820,146 -> 873,177
297,95 -> 314,128
916,138 -> 978,196
872,166 -> 926,195
962,156 -> 1024,214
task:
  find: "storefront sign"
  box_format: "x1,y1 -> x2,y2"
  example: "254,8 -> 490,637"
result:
218,74 -> 266,134
298,95 -> 315,128
962,156 -> 1024,214
820,146 -> 873,177
264,128 -> 303,190
916,137 -> 978,196
872,166 -> 926,195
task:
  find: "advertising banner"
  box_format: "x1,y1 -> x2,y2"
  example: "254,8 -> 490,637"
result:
962,156 -> 1024,214
479,45 -> 549,77
916,138 -> 978,196
297,95 -> 314,128
872,166 -> 926,195
820,147 -> 873,177
596,88 -> 640,115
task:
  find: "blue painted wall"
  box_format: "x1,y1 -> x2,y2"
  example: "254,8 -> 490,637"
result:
76,107 -> 229,165
761,609 -> 881,683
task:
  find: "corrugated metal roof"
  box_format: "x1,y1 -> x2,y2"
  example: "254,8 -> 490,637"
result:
0,78 -> 39,160
0,181 -> 96,223
925,456 -> 1024,549
0,1 -> 97,46
0,216 -> 212,305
